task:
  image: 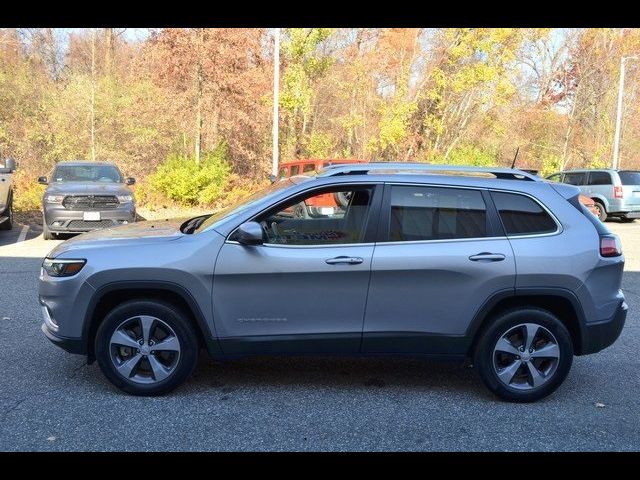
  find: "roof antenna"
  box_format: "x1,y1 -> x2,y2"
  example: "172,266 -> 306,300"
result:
510,146 -> 520,169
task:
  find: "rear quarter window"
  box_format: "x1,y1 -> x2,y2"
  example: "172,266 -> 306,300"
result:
618,171 -> 640,185
587,171 -> 612,185
491,191 -> 558,236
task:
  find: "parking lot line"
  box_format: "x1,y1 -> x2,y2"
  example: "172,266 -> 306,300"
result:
16,225 -> 29,243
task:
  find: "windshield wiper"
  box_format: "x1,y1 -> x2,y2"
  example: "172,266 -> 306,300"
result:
181,215 -> 211,234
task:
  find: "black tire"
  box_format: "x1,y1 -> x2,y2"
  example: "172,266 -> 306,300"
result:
0,193 -> 13,231
620,216 -> 635,223
333,191 -> 352,209
474,308 -> 574,403
95,299 -> 199,396
593,200 -> 607,222
42,216 -> 55,240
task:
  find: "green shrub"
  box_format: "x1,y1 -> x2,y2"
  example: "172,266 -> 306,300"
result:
12,170 -> 45,212
148,144 -> 231,206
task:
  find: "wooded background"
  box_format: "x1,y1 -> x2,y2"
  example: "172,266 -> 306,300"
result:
1,28 -> 639,210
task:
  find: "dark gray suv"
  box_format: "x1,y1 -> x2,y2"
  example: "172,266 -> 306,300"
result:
39,163 -> 627,402
39,161 -> 136,240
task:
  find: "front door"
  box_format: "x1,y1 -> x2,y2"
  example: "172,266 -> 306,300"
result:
212,184 -> 382,354
362,183 -> 516,355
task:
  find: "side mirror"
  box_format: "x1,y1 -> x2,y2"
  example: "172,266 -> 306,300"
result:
38,176 -> 48,185
5,158 -> 16,171
125,177 -> 136,185
235,221 -> 264,246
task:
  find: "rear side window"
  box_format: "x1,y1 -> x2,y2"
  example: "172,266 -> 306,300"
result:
290,165 -> 300,176
619,171 -> 640,185
302,163 -> 316,173
587,171 -> 612,185
387,186 -> 487,241
491,192 -> 557,236
563,172 -> 585,186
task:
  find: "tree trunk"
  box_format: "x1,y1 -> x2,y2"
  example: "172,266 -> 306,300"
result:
104,28 -> 114,75
194,29 -> 204,165
90,29 -> 96,161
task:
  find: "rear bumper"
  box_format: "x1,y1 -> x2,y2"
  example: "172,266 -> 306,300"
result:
42,323 -> 85,355
581,300 -> 627,355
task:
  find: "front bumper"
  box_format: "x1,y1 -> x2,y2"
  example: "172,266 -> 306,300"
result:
42,323 -> 85,355
44,204 -> 136,233
581,300 -> 627,355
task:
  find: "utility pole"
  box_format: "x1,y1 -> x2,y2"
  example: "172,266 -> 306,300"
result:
271,28 -> 281,178
612,55 -> 638,169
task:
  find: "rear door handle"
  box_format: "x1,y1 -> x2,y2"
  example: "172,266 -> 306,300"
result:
325,256 -> 364,265
469,252 -> 506,262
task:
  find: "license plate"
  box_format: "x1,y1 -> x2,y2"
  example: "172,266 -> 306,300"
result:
633,191 -> 640,197
626,211 -> 640,218
83,211 -> 101,221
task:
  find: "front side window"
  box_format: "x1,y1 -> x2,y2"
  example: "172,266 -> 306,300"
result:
587,171 -> 612,185
290,165 -> 300,176
387,185 -> 487,242
254,186 -> 374,246
563,172 -> 585,186
302,163 -> 316,173
491,191 -> 557,236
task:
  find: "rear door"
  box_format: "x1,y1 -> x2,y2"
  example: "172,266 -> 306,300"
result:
585,171 -> 613,205
362,183 -> 516,354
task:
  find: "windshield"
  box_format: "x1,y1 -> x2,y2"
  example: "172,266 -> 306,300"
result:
193,178 -> 301,233
619,171 -> 640,186
51,164 -> 123,183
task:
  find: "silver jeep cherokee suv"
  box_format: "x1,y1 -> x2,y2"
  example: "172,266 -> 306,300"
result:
39,163 -> 627,402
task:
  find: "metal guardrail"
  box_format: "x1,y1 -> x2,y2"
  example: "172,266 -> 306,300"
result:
317,162 -> 540,181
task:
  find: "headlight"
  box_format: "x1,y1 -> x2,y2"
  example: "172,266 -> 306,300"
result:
42,258 -> 86,277
45,195 -> 65,204
117,195 -> 133,203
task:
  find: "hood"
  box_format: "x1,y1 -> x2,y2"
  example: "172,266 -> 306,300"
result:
45,182 -> 132,196
48,218 -> 189,258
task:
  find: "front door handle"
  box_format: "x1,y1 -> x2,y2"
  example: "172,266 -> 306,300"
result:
469,252 -> 506,262
325,256 -> 364,265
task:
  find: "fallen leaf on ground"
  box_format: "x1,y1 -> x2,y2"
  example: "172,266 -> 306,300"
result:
595,402 -> 605,408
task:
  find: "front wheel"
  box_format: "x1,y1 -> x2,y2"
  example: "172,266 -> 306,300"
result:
0,195 -> 13,231
474,308 -> 573,402
42,217 -> 56,240
95,299 -> 199,396
620,216 -> 635,223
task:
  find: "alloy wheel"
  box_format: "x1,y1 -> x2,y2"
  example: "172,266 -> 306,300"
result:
492,323 -> 560,390
109,315 -> 181,384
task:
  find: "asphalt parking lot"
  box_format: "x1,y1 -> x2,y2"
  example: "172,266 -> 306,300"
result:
0,219 -> 639,451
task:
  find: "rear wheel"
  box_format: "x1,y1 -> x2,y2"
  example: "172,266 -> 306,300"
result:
620,216 -> 635,223
593,200 -> 607,222
95,299 -> 199,396
474,308 -> 573,402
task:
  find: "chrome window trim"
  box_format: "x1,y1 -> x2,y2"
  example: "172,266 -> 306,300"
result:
225,240 -> 375,249
488,187 -> 563,239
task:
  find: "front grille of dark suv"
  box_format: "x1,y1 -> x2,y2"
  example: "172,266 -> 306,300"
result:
62,195 -> 119,210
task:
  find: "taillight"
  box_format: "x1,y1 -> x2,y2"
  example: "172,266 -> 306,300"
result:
614,186 -> 624,199
600,235 -> 622,257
